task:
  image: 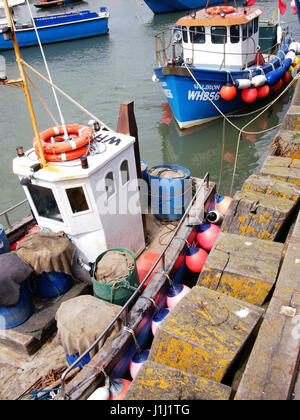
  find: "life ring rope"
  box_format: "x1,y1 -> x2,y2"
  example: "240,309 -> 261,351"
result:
207,6 -> 235,15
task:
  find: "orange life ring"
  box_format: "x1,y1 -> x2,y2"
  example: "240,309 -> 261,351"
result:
32,124 -> 93,154
35,145 -> 89,162
207,6 -> 235,15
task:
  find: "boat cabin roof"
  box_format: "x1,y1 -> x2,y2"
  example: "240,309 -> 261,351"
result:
13,130 -> 135,182
176,6 -> 264,27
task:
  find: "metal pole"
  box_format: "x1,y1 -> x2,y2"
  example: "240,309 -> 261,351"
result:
2,0 -> 47,168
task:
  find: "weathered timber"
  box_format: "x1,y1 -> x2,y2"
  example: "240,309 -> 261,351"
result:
148,286 -> 264,382
269,129 -> 300,158
260,156 -> 300,185
242,174 -> 300,202
0,283 -> 90,356
197,232 -> 284,305
125,361 -> 232,400
221,189 -> 295,241
56,183 -> 216,400
234,212 -> 300,400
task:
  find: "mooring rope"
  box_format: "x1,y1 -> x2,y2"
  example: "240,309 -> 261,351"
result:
183,63 -> 300,195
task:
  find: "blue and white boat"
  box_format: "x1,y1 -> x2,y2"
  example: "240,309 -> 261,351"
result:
143,0 -> 224,14
153,4 -> 300,129
0,3 -> 109,50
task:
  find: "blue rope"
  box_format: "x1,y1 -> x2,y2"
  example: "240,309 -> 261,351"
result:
18,387 -> 61,400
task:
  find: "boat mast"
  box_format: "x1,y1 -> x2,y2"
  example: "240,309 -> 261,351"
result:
2,0 -> 47,167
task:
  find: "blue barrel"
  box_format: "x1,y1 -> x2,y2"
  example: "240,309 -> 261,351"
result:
0,282 -> 34,329
0,224 -> 10,255
148,164 -> 192,221
140,159 -> 148,184
35,272 -> 73,298
140,159 -> 149,212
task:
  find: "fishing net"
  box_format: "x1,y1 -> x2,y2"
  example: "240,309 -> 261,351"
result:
56,295 -> 125,357
94,250 -> 135,285
15,231 -> 75,275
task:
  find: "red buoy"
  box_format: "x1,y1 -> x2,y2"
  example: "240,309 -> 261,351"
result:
129,349 -> 150,380
282,71 -> 291,84
272,79 -> 282,92
197,223 -> 221,251
220,84 -> 237,101
166,283 -> 191,309
241,88 -> 258,103
216,195 -> 232,217
185,247 -> 208,273
257,84 -> 270,98
108,379 -> 131,400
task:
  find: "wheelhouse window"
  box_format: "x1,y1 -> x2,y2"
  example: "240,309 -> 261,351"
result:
182,26 -> 188,43
27,184 -> 63,223
230,25 -> 240,44
105,171 -> 115,200
190,26 -> 205,43
211,26 -> 227,44
253,17 -> 258,34
66,186 -> 89,214
120,160 -> 130,185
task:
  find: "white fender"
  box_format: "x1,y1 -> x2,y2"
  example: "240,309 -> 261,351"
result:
252,74 -> 267,87
277,25 -> 282,45
152,74 -> 159,83
286,50 -> 296,63
289,41 -> 300,55
235,79 -> 252,89
87,386 -> 110,400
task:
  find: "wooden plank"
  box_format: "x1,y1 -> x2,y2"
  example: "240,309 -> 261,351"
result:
221,189 -> 295,241
0,283 -> 90,356
242,174 -> 300,202
125,361 -> 232,400
235,212 -> 300,400
148,286 -> 264,382
269,129 -> 300,158
197,233 -> 284,305
260,156 -> 300,185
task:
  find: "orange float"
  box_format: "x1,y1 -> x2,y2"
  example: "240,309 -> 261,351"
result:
35,145 -> 89,162
220,84 -> 237,101
207,6 -> 235,15
257,84 -> 270,98
33,124 -> 93,158
241,87 -> 258,103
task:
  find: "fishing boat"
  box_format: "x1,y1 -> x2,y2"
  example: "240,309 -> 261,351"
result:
142,0 -> 225,14
152,3 -> 300,129
34,0 -> 83,9
0,0 -> 221,400
0,0 -> 109,50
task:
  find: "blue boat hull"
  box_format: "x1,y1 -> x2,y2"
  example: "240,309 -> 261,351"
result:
0,13 -> 108,50
143,0 -> 224,14
154,43 -> 293,129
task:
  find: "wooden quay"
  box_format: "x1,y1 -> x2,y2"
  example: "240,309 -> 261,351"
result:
126,82 -> 300,401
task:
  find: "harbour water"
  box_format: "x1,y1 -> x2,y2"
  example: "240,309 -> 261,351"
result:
0,0 -> 299,226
